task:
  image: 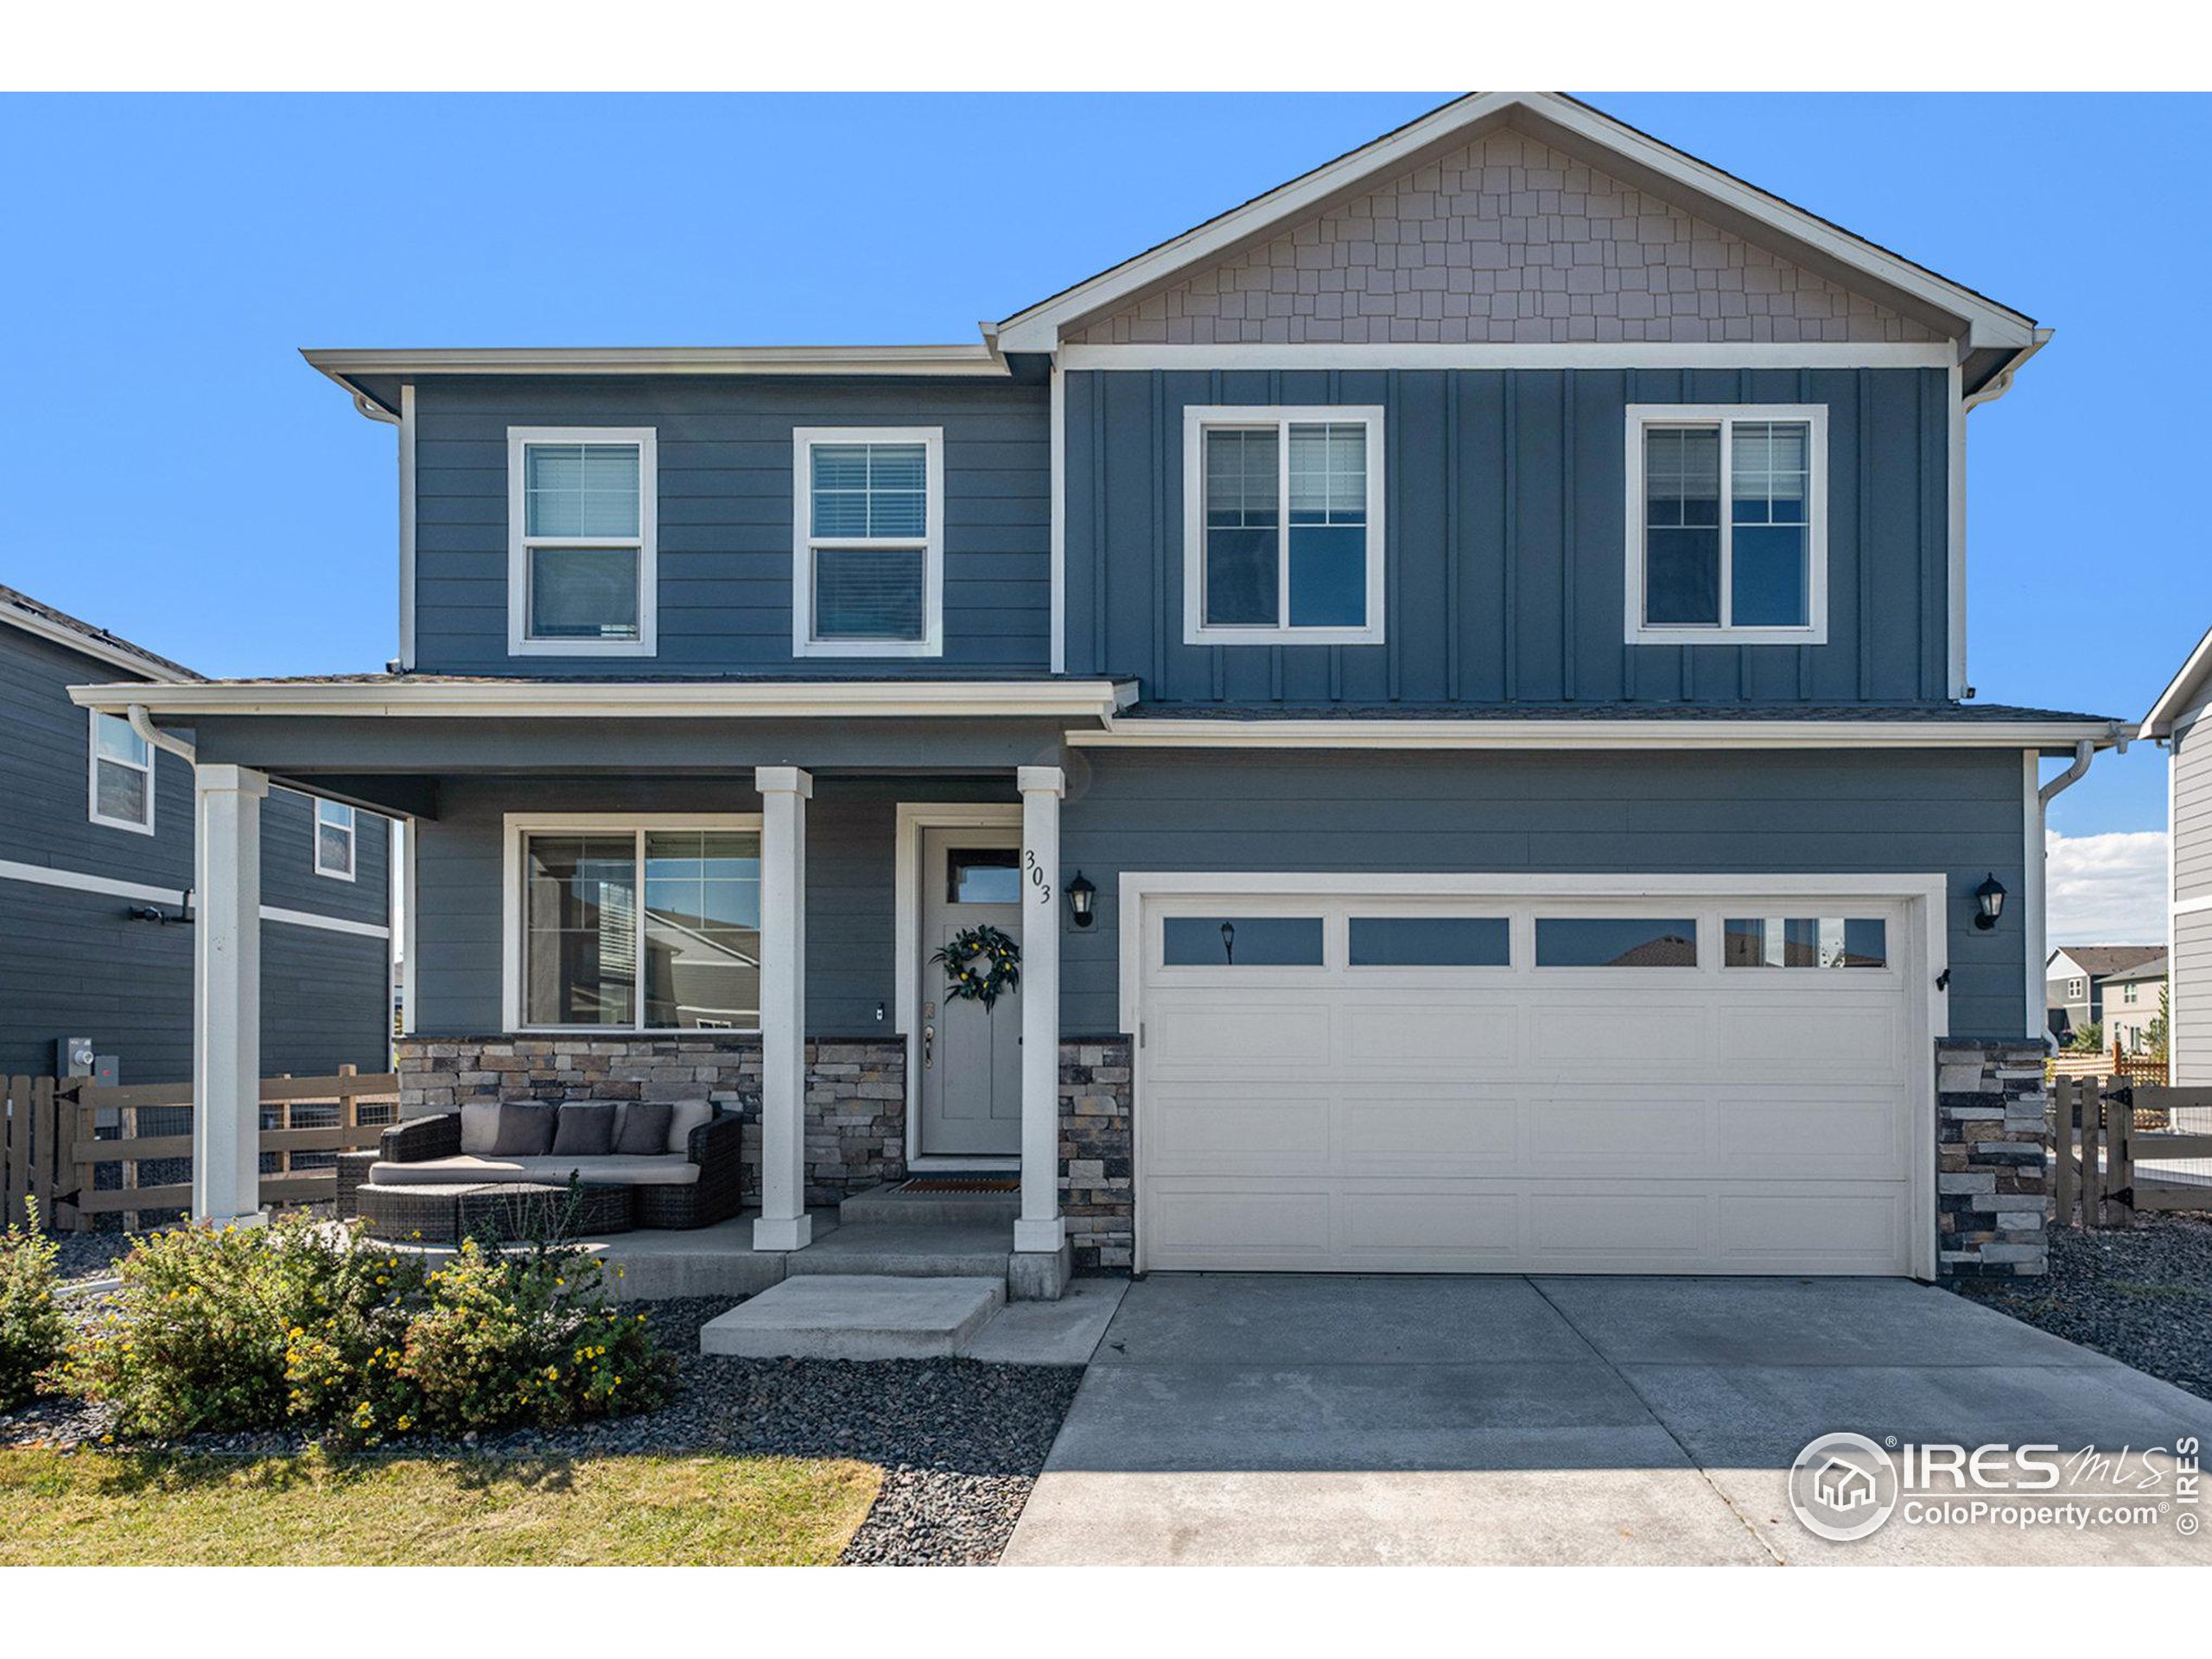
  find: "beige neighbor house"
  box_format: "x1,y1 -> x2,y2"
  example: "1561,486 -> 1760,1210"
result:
2101,954 -> 2168,1055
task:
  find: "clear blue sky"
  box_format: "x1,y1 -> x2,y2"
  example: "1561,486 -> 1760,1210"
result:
3,93 -> 2204,836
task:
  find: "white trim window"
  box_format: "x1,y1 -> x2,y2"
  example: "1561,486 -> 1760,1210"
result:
313,798 -> 357,880
87,709 -> 155,835
503,815 -> 764,1033
1624,404 -> 1827,645
507,426 -> 658,657
792,427 -> 944,658
1182,405 -> 1386,646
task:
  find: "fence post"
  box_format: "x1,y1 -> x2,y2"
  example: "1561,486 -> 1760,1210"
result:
2108,1076 -> 2134,1222
2082,1081 -> 2105,1230
2051,1076 -> 2075,1230
338,1062 -> 359,1144
3,1076 -> 22,1226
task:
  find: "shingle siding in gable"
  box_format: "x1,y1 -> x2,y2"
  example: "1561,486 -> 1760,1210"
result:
1065,125 -> 1942,346
1065,365 -> 1950,705
410,376 -> 1052,677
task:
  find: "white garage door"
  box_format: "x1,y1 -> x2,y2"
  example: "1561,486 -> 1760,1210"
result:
1134,884 -> 1933,1276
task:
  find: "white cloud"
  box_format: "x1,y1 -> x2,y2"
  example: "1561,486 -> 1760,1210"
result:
2044,830 -> 2167,948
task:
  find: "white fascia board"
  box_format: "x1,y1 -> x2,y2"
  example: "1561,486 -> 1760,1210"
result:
1069,717 -> 2122,752
0,607 -> 198,683
67,678 -> 1137,722
2141,624 -> 2212,738
1059,342 -> 1955,371
303,345 -> 1008,381
1000,91 -> 2034,353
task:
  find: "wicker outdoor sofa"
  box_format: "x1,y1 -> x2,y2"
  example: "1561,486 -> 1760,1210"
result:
336,1103 -> 747,1232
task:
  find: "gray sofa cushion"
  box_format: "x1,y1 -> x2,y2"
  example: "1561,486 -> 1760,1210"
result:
488,1101 -> 558,1156
368,1153 -> 699,1188
552,1102 -> 617,1157
613,1101 -> 672,1156
458,1101 -> 502,1155
664,1099 -> 713,1154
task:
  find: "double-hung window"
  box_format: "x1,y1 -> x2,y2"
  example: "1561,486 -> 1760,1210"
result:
1626,405 -> 1827,645
87,709 -> 154,834
508,426 -> 657,656
1183,406 -> 1385,645
314,799 -> 357,880
507,817 -> 763,1033
792,427 -> 943,657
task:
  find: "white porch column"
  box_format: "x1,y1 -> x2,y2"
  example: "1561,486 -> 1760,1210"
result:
753,766 -> 812,1251
1015,766 -> 1065,1254
193,764 -> 267,1227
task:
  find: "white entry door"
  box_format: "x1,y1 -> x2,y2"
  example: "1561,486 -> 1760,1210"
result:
918,827 -> 1024,1158
1132,881 -> 1934,1276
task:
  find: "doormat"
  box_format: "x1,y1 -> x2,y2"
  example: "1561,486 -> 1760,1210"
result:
899,1177 -> 1020,1194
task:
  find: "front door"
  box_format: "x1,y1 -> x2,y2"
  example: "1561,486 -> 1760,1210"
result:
918,827 -> 1024,1159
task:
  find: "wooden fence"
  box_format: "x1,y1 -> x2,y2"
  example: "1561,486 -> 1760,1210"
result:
2050,1075 -> 2212,1229
1,1068 -> 398,1232
2047,1044 -> 2166,1084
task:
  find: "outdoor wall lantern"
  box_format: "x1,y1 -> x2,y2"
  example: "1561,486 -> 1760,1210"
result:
127,884 -> 194,926
1973,873 -> 2006,931
1220,921 -> 1236,963
1065,870 -> 1096,928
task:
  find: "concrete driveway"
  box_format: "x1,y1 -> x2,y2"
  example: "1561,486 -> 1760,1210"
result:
1002,1274 -> 2212,1566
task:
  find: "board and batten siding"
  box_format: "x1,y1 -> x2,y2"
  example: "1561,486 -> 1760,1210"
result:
409,376 -> 1051,676
1057,747 -> 2030,1039
0,625 -> 395,1081
1063,365 -> 1950,706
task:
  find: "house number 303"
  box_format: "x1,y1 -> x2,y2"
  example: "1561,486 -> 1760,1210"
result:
1024,849 -> 1052,906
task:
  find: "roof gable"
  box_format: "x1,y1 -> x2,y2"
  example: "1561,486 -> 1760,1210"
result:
2048,945 -> 2164,981
1062,123 -> 1942,349
999,92 -> 2037,356
0,584 -> 201,683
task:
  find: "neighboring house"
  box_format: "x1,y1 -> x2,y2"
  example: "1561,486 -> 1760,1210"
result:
2101,954 -> 2168,1054
0,585 -> 394,1083
79,92 -> 2120,1286
2142,626 -> 2212,1084
2044,944 -> 2164,1044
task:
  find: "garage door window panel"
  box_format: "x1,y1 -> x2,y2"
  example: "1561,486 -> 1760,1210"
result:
1162,916 -> 1324,968
1348,916 -> 1510,967
1535,918 -> 1699,969
1724,916 -> 1889,969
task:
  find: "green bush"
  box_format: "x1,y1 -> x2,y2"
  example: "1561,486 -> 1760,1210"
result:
62,1217 -> 669,1445
0,1198 -> 69,1411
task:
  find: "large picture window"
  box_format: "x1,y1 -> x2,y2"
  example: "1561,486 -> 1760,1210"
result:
1625,405 -> 1827,645
510,819 -> 761,1032
1182,406 -> 1385,645
792,427 -> 944,657
507,426 -> 657,656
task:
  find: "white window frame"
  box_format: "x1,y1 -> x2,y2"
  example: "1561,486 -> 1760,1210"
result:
1624,404 -> 1828,647
1181,405 -> 1387,647
313,798 -> 358,881
791,426 -> 944,658
86,709 -> 155,836
506,426 -> 658,658
2067,976 -> 2087,1000
500,812 -> 765,1034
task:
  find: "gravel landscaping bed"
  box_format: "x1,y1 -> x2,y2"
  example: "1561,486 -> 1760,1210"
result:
1951,1213 -> 2212,1402
0,1294 -> 1083,1566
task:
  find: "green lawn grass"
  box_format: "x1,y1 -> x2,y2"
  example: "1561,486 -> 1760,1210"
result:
0,1447 -> 881,1566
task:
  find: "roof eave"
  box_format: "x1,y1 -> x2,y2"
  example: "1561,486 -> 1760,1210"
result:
1,605 -> 200,684
301,345 -> 1012,382
2141,624 -> 2212,738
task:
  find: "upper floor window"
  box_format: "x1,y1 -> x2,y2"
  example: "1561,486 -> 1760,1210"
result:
791,428 -> 943,658
314,799 -> 357,880
1624,405 -> 1827,646
1181,406 -> 1386,646
507,427 -> 657,657
87,710 -> 153,835
2066,976 -> 2087,1000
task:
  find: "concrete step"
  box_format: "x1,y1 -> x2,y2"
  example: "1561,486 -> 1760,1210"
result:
697,1274 -> 1006,1360
782,1219 -> 1013,1279
838,1181 -> 1021,1228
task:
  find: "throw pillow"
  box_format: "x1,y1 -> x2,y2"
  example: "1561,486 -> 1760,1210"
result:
486,1101 -> 557,1157
664,1099 -> 713,1154
613,1100 -> 673,1156
459,1100 -> 501,1155
551,1101 -> 617,1157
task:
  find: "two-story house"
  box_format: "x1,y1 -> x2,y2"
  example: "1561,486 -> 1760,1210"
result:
76,92 -> 2119,1286
2044,944 -> 2164,1046
2,585 -> 394,1084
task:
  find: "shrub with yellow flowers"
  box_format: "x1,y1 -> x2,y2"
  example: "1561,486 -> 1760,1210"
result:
0,1197 -> 69,1411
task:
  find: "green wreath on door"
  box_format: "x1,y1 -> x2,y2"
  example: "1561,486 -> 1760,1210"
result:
931,924 -> 1021,1011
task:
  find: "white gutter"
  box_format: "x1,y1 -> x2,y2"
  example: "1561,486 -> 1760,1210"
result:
1071,715 -> 2125,752
72,678 -> 1137,723
127,702 -> 196,764
303,344 -> 1009,380
1963,329 -> 2053,411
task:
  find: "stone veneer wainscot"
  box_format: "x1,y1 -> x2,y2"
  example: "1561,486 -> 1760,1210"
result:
394,1033 -> 906,1208
1061,1037 -> 1134,1272
1936,1039 -> 2051,1278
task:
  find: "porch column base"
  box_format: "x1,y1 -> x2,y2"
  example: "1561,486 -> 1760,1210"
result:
1013,1217 -> 1065,1255
753,1214 -> 815,1254
1008,1239 -> 1073,1302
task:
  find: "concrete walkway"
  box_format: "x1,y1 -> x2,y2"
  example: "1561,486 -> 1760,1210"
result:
1002,1274 -> 2212,1566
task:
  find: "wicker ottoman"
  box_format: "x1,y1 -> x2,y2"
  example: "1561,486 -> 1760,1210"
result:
455,1182 -> 634,1241
357,1182 -> 468,1242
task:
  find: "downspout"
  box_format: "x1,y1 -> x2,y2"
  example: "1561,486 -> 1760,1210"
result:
127,702 -> 195,765
2028,727 -> 2128,1048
